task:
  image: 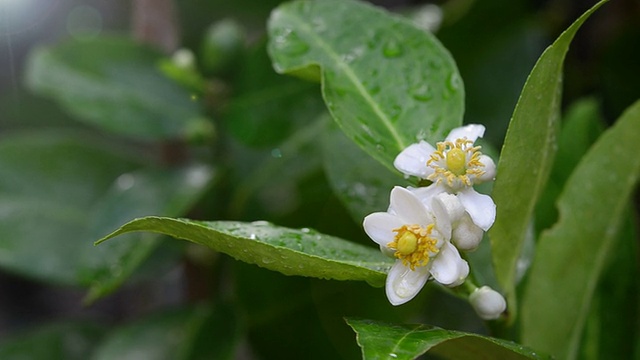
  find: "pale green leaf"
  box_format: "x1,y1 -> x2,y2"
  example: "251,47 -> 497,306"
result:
520,99 -> 640,360
268,0 -> 464,170
346,318 -> 549,360
488,0 -> 608,319
25,36 -> 202,140
96,217 -> 392,287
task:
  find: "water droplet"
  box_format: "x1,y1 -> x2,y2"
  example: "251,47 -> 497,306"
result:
376,144 -> 385,152
448,72 -> 461,91
411,84 -> 432,101
389,353 -> 398,358
271,148 -> 283,158
252,220 -> 270,226
249,233 -> 257,240
273,28 -> 309,57
262,258 -> 274,264
389,104 -> 402,119
382,40 -> 402,58
301,228 -> 310,233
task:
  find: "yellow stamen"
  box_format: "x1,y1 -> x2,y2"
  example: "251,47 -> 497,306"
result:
388,224 -> 439,270
427,138 -> 486,188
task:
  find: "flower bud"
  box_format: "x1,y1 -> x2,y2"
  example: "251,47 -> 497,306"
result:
469,286 -> 506,320
452,214 -> 483,251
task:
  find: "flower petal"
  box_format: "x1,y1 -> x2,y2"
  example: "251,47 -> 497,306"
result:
445,124 -> 485,143
385,261 -> 431,306
430,242 -> 468,286
458,188 -> 496,231
393,141 -> 435,178
389,186 -> 431,226
363,212 -> 404,247
408,183 -> 446,212
477,154 -> 496,183
430,194 -> 453,239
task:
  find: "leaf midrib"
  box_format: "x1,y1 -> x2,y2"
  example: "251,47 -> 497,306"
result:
281,9 -> 407,151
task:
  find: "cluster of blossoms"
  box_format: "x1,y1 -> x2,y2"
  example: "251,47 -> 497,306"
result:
363,124 -> 506,320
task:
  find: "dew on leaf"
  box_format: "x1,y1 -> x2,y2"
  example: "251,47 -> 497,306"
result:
448,72 -> 461,91
272,28 -> 309,57
411,83 -> 432,102
382,40 -> 402,58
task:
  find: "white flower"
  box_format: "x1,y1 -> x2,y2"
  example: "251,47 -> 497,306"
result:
469,286 -> 507,320
363,186 -> 469,306
394,124 -> 496,231
431,193 -> 484,251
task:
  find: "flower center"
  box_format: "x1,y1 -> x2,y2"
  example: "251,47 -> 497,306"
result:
388,224 -> 439,270
427,138 -> 485,190
446,148 -> 466,176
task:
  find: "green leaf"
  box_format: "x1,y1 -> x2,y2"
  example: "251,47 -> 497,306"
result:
0,131 -> 140,284
96,217 -> 392,287
267,0 -> 464,169
520,99 -> 640,360
25,36 -> 202,140
322,121 -> 408,223
535,98 -> 605,234
488,0 -> 607,318
346,318 -> 549,360
579,213 -> 638,360
92,306 -> 237,360
0,131 -> 212,287
0,322 -> 105,360
81,165 -> 214,302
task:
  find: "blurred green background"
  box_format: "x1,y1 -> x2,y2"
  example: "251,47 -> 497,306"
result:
0,0 -> 638,359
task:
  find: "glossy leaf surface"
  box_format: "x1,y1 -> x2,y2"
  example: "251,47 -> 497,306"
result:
347,318 -> 549,360
97,217 -> 392,287
268,0 -> 464,169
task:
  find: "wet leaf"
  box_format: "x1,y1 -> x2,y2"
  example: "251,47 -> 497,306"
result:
346,318 -> 549,360
268,0 -> 464,170
97,217 -> 392,287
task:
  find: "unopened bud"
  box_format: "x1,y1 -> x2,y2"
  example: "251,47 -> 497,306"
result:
469,286 -> 506,320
